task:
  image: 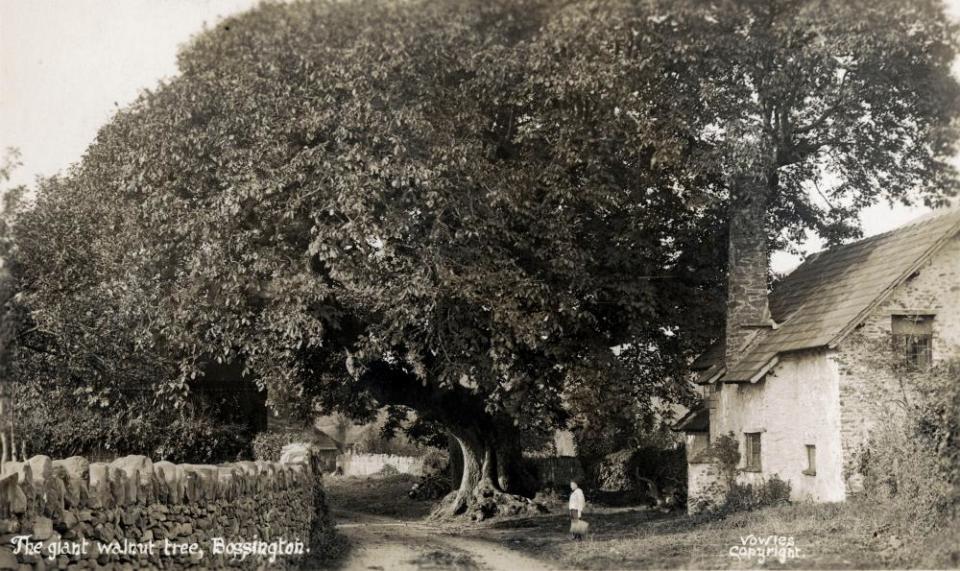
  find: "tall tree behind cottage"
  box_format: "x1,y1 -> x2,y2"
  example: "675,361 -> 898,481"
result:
4,0 -> 959,518
655,0 -> 960,358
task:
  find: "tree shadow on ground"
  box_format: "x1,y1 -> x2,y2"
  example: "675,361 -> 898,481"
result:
489,506 -> 680,533
587,489 -> 654,507
326,474 -> 436,520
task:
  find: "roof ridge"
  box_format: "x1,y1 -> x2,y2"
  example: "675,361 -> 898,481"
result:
711,206 -> 960,383
782,207 -> 960,287
802,207 -> 960,261
826,210 -> 960,348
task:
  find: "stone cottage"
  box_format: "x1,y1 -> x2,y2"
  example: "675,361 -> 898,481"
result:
675,208 -> 960,509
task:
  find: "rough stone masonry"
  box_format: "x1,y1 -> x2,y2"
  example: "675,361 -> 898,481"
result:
0,443 -> 333,570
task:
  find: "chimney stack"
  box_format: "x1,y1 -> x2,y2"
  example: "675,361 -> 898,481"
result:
725,174 -> 772,368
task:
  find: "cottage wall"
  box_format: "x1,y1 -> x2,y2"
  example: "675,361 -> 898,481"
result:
687,461 -> 727,514
689,224 -> 960,512
709,350 -> 845,502
835,233 -> 960,487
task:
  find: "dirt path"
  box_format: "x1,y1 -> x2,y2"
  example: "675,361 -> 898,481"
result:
333,510 -> 560,571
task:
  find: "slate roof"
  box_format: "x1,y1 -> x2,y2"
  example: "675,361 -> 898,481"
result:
698,208 -> 960,383
306,429 -> 343,451
672,407 -> 710,432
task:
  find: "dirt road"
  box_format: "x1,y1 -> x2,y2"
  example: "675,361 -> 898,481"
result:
333,510 -> 560,571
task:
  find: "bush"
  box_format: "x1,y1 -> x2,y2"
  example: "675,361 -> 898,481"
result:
306,461 -> 348,567
594,449 -> 636,492
531,487 -> 564,506
723,474 -> 792,513
252,428 -> 347,462
698,432 -> 740,477
252,431 -> 291,461
634,445 -> 687,507
848,360 -> 960,568
590,445 -> 686,507
860,360 -> 960,534
409,472 -> 452,500
377,463 -> 401,477
15,384 -> 252,463
913,360 -> 960,500
355,424 -> 424,455
420,448 -> 449,475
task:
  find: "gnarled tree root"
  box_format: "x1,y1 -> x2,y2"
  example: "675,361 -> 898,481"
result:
431,479 -> 546,522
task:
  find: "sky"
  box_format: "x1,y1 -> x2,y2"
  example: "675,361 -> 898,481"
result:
2,0 -> 960,273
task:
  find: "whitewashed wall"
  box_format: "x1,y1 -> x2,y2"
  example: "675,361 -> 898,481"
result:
711,350 -> 845,502
337,452 -> 423,477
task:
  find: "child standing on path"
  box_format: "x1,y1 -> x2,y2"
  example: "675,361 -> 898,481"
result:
569,480 -> 586,541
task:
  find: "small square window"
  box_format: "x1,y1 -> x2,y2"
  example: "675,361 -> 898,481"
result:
744,432 -> 762,471
803,445 -> 816,476
892,315 -> 934,369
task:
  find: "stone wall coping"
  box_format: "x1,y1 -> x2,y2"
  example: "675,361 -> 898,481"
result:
0,446 -> 318,517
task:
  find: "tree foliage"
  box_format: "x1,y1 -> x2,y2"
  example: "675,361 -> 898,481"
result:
11,2 -> 722,434
1,147 -> 24,382
659,0 -> 960,248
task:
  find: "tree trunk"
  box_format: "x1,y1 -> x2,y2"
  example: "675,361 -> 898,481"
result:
447,434 -> 463,489
448,433 -> 484,516
438,428 -> 544,520
494,437 -> 537,497
354,361 -> 545,520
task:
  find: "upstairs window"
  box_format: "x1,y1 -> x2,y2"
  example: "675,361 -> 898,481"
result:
892,315 -> 934,369
744,432 -> 762,471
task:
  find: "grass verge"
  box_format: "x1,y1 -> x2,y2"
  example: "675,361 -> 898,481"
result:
483,500 -> 940,570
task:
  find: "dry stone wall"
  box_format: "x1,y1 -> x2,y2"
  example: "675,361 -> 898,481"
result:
0,445 -> 331,570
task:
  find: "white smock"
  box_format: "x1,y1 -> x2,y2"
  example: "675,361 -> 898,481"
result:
568,488 -> 585,517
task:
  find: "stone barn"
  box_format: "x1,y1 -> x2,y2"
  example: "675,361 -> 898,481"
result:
676,209 -> 960,509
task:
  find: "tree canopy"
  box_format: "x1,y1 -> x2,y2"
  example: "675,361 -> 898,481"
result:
4,0 -> 958,516
660,0 -> 960,251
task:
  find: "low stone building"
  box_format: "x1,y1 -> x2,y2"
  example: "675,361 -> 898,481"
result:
676,209 -> 960,510
266,409 -> 342,472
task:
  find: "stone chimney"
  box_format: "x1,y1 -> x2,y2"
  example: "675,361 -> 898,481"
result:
725,174 -> 772,368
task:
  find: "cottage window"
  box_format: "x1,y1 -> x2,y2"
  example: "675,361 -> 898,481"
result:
803,445 -> 816,476
744,432 -> 762,471
891,315 -> 934,369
